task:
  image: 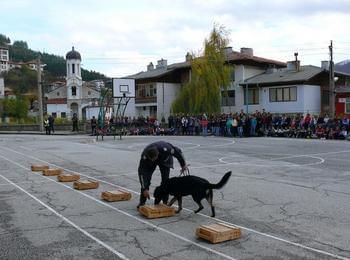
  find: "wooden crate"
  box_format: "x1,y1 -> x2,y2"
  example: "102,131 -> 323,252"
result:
31,164 -> 49,172
101,190 -> 132,202
73,179 -> 99,190
196,222 -> 241,244
57,174 -> 80,182
138,204 -> 176,219
43,168 -> 63,176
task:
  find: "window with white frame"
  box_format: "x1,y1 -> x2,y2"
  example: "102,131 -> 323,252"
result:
269,86 -> 297,102
346,98 -> 350,113
244,88 -> 259,105
221,90 -> 235,106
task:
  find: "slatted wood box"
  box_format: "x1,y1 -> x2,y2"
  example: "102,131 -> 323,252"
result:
196,222 -> 241,244
31,164 -> 49,172
138,204 -> 176,219
101,190 -> 132,202
73,179 -> 99,190
43,168 -> 63,176
57,174 -> 80,182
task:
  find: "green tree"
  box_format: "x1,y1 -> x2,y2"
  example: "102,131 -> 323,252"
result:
2,97 -> 28,122
12,40 -> 28,49
0,34 -> 10,45
172,24 -> 232,114
4,65 -> 37,95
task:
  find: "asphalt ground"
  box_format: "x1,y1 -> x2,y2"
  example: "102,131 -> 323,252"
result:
0,134 -> 349,260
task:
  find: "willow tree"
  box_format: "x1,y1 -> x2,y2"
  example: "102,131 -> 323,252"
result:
172,25 -> 232,114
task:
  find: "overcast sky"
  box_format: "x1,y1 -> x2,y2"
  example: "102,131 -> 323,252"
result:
2,0 -> 350,77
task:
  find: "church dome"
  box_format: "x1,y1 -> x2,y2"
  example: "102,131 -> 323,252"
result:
66,46 -> 81,60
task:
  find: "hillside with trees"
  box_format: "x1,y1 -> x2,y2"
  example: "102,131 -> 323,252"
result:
0,33 -> 107,81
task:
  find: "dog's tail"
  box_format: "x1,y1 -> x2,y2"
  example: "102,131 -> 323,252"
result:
209,171 -> 232,189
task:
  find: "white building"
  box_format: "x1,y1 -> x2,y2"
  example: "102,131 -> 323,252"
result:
222,47 -> 286,113
125,48 -> 286,120
0,45 -> 9,73
127,57 -> 191,120
45,47 -> 104,120
242,60 -> 350,115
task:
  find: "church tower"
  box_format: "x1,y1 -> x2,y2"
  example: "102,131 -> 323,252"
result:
65,46 -> 82,119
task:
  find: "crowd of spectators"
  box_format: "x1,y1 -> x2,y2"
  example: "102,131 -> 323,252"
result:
102,109 -> 350,140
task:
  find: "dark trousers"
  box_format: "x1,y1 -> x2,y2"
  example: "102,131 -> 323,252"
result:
138,164 -> 170,205
45,126 -> 50,135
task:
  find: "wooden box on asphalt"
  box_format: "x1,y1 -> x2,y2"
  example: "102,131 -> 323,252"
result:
101,190 -> 132,202
73,179 -> 99,190
31,164 -> 49,172
57,174 -> 80,182
43,168 -> 63,176
138,204 -> 175,219
196,222 -> 241,243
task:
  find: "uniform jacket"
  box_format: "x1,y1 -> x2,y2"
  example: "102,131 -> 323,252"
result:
139,141 -> 186,170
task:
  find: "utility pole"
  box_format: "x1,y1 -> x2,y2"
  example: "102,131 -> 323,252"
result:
37,56 -> 44,132
329,40 -> 335,117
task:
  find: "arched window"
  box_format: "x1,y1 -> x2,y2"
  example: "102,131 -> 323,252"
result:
72,86 -> 77,96
72,63 -> 75,74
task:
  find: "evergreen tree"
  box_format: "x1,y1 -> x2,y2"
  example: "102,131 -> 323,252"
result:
172,24 -> 232,114
0,34 -> 10,45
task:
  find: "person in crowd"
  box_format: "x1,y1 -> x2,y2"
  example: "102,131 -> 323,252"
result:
200,115 -> 209,136
48,115 -> 55,134
44,117 -> 50,135
91,116 -> 97,135
72,113 -> 78,132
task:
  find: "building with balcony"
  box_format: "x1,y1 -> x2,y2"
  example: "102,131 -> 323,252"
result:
126,48 -> 286,120
127,57 -> 191,120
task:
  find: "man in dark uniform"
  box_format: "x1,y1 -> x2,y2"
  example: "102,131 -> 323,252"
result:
137,141 -> 188,208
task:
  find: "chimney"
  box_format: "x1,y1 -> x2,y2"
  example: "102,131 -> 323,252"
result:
224,46 -> 233,57
185,52 -> 192,62
147,62 -> 154,71
286,61 -> 300,71
240,47 -> 253,56
156,58 -> 167,69
321,60 -> 330,69
286,53 -> 301,71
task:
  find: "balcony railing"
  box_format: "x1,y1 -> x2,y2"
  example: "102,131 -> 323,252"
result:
135,96 -> 157,104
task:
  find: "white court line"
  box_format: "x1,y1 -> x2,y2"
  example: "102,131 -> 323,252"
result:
0,172 -> 128,260
218,154 -> 325,167
3,147 -> 350,260
0,180 -> 52,187
0,152 -> 235,260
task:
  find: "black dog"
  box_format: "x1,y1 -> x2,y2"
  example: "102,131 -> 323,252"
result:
154,171 -> 231,217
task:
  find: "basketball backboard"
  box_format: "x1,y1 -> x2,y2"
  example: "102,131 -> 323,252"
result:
113,78 -> 135,98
